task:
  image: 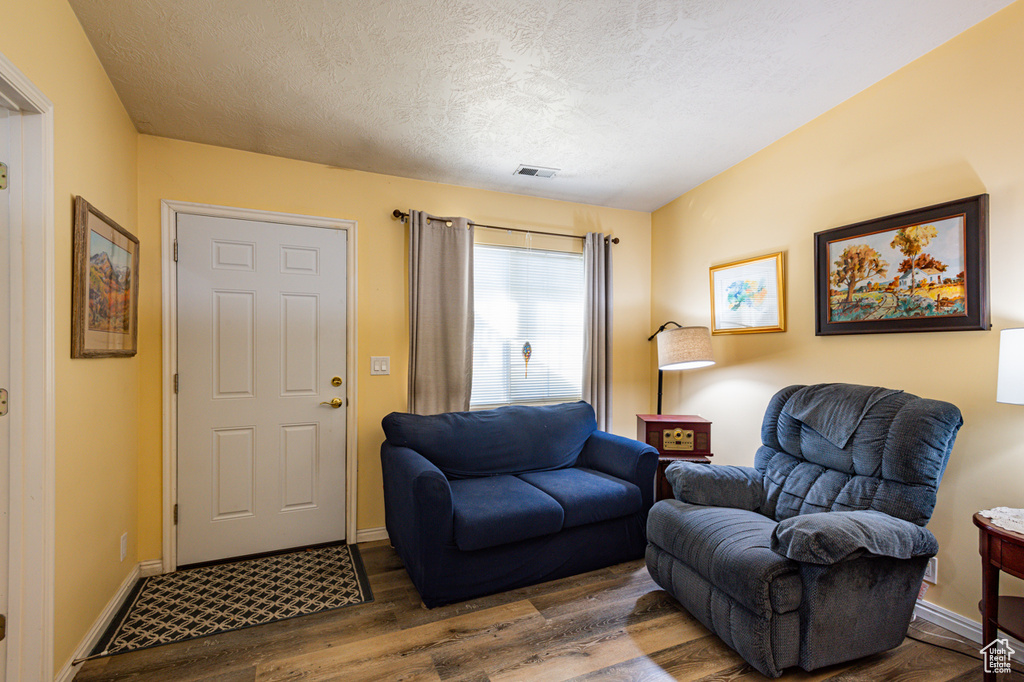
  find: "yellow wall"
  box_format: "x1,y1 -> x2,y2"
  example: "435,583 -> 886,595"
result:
0,0 -> 140,670
651,1 -> 1024,621
135,135 -> 653,559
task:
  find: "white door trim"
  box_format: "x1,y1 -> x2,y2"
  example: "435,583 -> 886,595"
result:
161,200 -> 358,572
0,52 -> 56,681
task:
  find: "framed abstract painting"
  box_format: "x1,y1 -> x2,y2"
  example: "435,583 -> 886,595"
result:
72,196 -> 140,357
709,251 -> 786,335
814,194 -> 989,335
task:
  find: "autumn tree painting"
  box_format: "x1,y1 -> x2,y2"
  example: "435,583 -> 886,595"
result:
831,244 -> 888,303
823,215 -> 967,324
816,195 -> 988,334
897,253 -> 947,279
890,223 -> 937,298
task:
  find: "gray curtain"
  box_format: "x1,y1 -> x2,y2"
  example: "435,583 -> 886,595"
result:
583,232 -> 612,430
408,210 -> 474,415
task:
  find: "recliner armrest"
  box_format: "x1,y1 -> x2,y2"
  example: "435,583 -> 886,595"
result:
665,461 -> 764,512
577,431 -> 658,510
771,510 -> 938,565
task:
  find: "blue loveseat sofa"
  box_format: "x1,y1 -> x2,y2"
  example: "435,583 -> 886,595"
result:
381,401 -> 658,607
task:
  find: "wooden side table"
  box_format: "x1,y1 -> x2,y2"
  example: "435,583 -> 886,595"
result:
636,414 -> 712,501
974,512 -> 1024,680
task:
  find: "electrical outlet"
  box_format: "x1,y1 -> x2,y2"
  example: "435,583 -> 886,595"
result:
120,532 -> 128,562
924,556 -> 938,583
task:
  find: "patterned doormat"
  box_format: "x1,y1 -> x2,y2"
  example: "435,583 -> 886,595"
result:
90,544 -> 373,658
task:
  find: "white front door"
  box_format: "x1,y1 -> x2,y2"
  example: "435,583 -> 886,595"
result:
0,106 -> 11,682
176,213 -> 348,566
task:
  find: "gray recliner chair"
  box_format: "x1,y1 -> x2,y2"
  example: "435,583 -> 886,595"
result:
645,383 -> 962,677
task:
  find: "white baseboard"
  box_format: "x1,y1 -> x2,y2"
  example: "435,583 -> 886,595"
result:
915,598 -> 1024,663
139,559 -> 164,577
55,563 -> 141,682
355,526 -> 389,543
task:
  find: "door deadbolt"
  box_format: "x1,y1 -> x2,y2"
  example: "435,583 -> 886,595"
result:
331,376 -> 343,387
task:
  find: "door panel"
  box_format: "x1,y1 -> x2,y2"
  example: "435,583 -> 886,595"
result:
213,290 -> 255,398
280,423 -> 318,510
281,293 -> 319,395
212,427 -> 255,519
177,213 -> 347,565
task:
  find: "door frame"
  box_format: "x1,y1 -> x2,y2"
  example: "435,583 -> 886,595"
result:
161,200 -> 358,572
0,53 -> 56,680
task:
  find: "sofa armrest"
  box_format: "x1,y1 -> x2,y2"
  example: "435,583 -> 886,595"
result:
665,461 -> 764,512
380,443 -> 454,559
771,510 -> 938,565
577,431 -> 658,510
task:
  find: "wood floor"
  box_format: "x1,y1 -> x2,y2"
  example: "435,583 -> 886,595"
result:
74,540 -> 1021,681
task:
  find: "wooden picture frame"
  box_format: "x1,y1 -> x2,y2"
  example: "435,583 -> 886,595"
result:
72,196 -> 140,357
814,194 -> 989,336
709,251 -> 786,335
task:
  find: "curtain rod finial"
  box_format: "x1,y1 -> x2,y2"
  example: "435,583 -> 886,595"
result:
392,209 -> 405,219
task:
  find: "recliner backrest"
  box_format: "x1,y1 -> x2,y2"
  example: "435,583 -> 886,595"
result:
382,401 -> 597,479
754,384 -> 962,526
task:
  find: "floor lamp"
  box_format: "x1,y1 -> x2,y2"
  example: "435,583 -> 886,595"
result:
648,322 -> 715,414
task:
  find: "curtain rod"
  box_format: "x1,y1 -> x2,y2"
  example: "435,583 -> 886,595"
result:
392,209 -> 620,244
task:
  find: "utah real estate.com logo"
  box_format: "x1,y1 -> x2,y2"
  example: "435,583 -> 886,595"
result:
981,638 -> 1015,675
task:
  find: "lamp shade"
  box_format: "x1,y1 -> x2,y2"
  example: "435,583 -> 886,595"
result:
657,326 -> 715,371
997,328 -> 1024,405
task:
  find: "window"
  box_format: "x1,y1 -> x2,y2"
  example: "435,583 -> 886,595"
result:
471,244 -> 585,408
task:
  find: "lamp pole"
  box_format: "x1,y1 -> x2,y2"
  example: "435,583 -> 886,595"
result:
648,321 -> 682,415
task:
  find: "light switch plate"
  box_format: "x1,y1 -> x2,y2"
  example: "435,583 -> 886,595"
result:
370,356 -> 390,375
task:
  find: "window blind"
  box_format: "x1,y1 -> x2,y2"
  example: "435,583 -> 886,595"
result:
471,244 -> 585,408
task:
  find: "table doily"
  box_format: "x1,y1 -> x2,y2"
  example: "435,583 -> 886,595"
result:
978,507 -> 1024,534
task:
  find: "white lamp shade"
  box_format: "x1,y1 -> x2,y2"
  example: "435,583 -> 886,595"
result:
998,328 -> 1024,405
657,326 -> 715,371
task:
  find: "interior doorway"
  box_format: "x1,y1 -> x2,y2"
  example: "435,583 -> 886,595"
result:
0,51 -> 56,681
0,99 -> 12,682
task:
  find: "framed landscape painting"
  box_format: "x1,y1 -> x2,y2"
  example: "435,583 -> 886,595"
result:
709,251 -> 786,334
814,194 -> 989,336
72,196 -> 140,357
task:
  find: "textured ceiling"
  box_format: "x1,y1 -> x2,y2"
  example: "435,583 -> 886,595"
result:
69,0 -> 1012,211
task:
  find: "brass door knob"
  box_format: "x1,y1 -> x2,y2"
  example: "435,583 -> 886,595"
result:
319,397 -> 344,408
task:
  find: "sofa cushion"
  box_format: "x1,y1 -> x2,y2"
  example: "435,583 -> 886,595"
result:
381,402 -> 597,478
449,475 -> 564,551
647,501 -> 802,616
517,467 -> 642,528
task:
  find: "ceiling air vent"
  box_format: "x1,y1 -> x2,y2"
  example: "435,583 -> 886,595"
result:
514,164 -> 559,178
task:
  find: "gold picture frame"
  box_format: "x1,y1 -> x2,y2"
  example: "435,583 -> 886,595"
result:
72,196 -> 140,357
709,252 -> 786,335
